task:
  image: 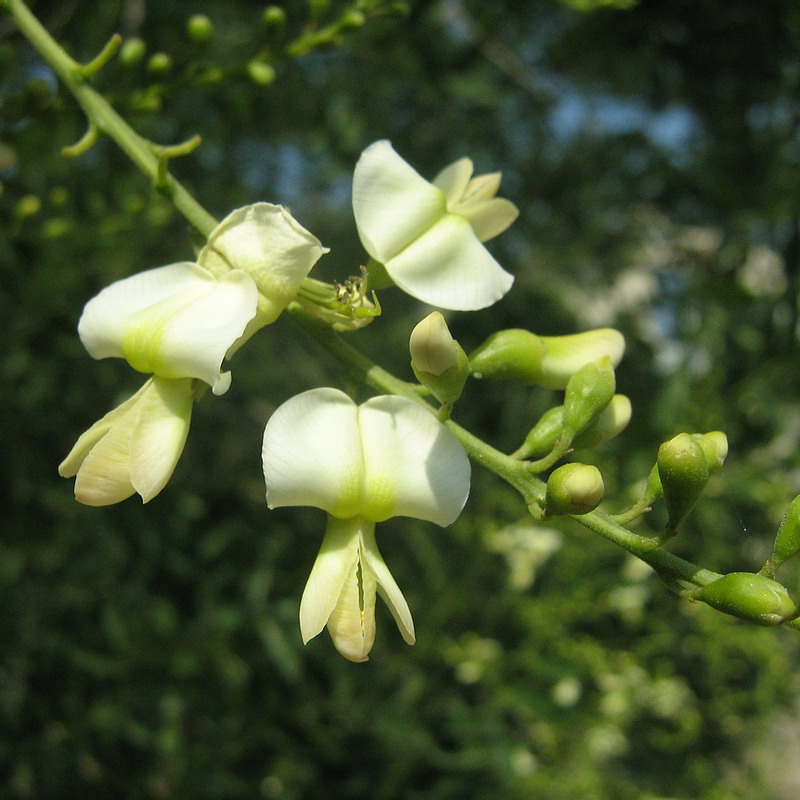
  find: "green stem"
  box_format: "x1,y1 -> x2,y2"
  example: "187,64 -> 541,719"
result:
6,0 -> 218,237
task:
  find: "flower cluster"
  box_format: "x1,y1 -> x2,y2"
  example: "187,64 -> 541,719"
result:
61,141 -> 625,660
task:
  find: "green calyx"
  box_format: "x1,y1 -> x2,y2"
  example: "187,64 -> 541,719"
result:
657,433 -> 710,533
468,329 -> 545,383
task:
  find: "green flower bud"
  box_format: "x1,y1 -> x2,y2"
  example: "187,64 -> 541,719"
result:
768,495 -> 800,573
247,60 -> 276,86
468,329 -> 545,384
187,14 -> 214,43
545,463 -> 605,516
519,394 -> 631,460
119,37 -> 146,66
690,431 -> 728,474
14,194 -> 41,220
536,329 -> 625,390
697,573 -> 797,626
262,5 -> 287,30
657,433 -> 710,532
520,406 -> 565,459
147,52 -> 172,75
572,394 -> 632,450
410,312 -> 469,405
562,356 -> 616,439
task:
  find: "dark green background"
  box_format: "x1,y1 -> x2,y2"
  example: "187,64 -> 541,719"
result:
3,1 -> 800,797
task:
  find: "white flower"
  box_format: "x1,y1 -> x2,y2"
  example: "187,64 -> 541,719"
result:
78,261 -> 259,396
352,140 -> 518,311
58,376 -> 193,506
262,387 -> 471,661
199,202 -> 328,325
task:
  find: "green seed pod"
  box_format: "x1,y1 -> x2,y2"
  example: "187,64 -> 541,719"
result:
545,463 -> 605,516
657,433 -> 710,532
562,357 -> 616,439
468,329 -> 545,384
697,573 -> 797,626
187,14 -> 214,43
409,313 -> 468,405
769,495 -> 800,572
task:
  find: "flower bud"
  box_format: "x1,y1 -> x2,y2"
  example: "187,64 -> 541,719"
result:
691,431 -> 728,474
562,357 -> 616,439
119,37 -> 146,66
657,433 -> 710,532
697,572 -> 797,626
247,60 -> 276,86
572,394 -> 632,450
768,495 -> 800,573
262,5 -> 287,31
187,14 -> 214,43
545,463 -> 605,516
536,329 -> 625,390
520,406 -> 565,459
410,312 -> 469,405
147,52 -> 172,75
468,329 -> 545,383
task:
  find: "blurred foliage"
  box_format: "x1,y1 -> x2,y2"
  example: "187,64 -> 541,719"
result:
3,0 -> 800,798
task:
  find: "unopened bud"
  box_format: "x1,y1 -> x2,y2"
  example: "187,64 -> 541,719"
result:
187,14 -> 214,43
147,52 -> 172,75
545,463 -> 605,516
520,406 -> 565,459
247,60 -> 276,86
410,312 -> 468,405
697,572 -> 797,626
119,37 -> 146,66
562,356 -> 616,439
468,329 -> 545,383
572,394 -> 632,450
768,495 -> 800,573
657,433 -> 709,532
536,329 -> 625,390
691,431 -> 728,474
262,5 -> 287,31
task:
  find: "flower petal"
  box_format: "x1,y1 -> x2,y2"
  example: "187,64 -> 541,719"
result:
73,401 -> 139,506
361,524 -> 415,645
78,261 -> 203,361
59,379 -> 153,478
432,157 -> 474,205
353,140 -> 447,263
262,388 -> 364,518
538,329 -> 626,390
458,197 -> 519,242
299,515 -> 361,644
79,262 -> 258,392
129,377 -> 193,502
199,203 -> 328,324
384,213 -> 514,311
462,172 -> 503,204
357,395 -> 470,525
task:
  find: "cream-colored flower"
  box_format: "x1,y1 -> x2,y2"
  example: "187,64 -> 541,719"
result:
353,140 -> 518,311
59,376 -> 193,506
262,388 -> 471,661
